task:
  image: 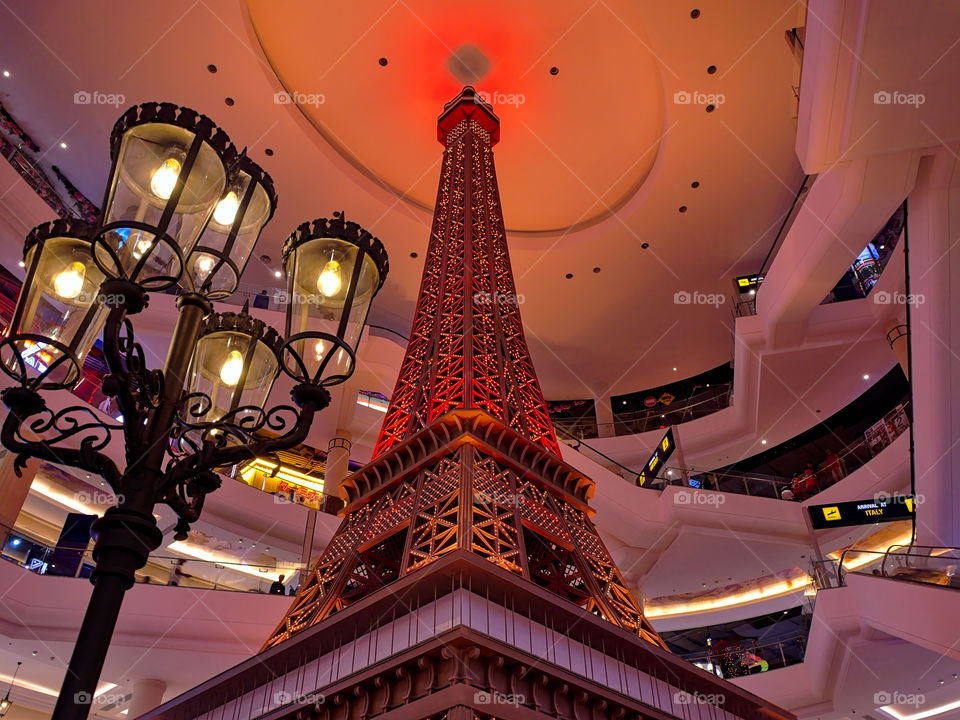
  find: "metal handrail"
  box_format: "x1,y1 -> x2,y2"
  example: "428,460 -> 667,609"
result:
0,523 -> 306,594
838,545 -> 960,588
679,632 -> 809,677
555,385 -> 733,439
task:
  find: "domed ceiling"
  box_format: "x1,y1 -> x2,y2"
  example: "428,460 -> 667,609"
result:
247,0 -> 664,233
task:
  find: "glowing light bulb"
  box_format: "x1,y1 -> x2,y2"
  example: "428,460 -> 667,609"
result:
150,157 -> 182,200
53,261 -> 85,299
132,238 -> 153,260
213,190 -> 239,226
219,349 -> 244,386
195,254 -> 216,275
317,259 -> 342,297
314,339 -> 326,360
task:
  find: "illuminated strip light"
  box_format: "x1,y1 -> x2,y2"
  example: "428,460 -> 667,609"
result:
644,575 -> 809,618
645,531 -> 914,618
166,540 -> 302,580
239,458 -> 325,494
30,479 -> 103,516
357,390 -> 389,413
0,670 -> 115,699
878,699 -> 960,720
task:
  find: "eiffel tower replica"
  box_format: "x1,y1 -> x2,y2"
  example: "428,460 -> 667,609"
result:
146,89 -> 792,720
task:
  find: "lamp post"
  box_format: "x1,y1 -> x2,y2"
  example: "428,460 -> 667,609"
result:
0,103 -> 388,720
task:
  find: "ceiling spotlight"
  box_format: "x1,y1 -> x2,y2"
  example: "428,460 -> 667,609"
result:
1,71 -> 9,78
761,439 -> 767,445
863,374 -> 870,380
59,142 -> 68,149
672,367 -> 677,372
273,270 -> 282,278
17,261 -> 24,268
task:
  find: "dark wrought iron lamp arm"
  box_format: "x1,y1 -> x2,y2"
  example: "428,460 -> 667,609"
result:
0,388 -> 123,491
163,384 -> 329,494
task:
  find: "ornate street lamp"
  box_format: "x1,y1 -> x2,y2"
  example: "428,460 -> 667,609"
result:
177,308 -> 284,449
0,220 -> 107,390
0,103 -> 389,720
183,154 -> 277,299
280,214 -> 389,386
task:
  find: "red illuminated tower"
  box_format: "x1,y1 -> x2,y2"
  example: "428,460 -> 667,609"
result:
372,89 -> 560,459
145,89 -> 792,720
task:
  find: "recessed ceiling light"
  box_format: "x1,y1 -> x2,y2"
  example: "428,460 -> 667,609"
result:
672,367 -> 677,372
59,142 -> 67,149
2,70 -> 9,78
761,439 -> 767,445
17,261 -> 24,268
863,374 -> 870,380
274,270 -> 282,278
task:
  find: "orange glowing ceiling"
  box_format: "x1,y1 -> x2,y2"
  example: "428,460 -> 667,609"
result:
247,0 -> 664,233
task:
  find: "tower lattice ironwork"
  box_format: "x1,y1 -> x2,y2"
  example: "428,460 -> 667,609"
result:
372,90 -> 561,459
262,88 -> 663,651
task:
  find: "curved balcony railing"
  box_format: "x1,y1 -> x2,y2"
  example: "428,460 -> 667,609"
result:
558,400 -> 909,502
0,522 -> 307,594
679,632 -> 808,678
552,384 -> 733,440
839,545 -> 960,589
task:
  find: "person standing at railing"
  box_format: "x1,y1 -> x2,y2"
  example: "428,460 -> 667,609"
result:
253,289 -> 270,309
269,574 -> 286,594
167,559 -> 191,586
802,463 -> 819,497
792,474 -> 806,501
822,449 -> 845,486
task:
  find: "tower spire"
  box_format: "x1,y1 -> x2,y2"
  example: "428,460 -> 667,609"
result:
373,87 -> 560,458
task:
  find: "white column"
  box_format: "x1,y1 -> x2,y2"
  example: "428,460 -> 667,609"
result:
594,395 -> 615,438
908,148 -> 960,546
128,678 -> 166,718
325,433 -> 353,501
